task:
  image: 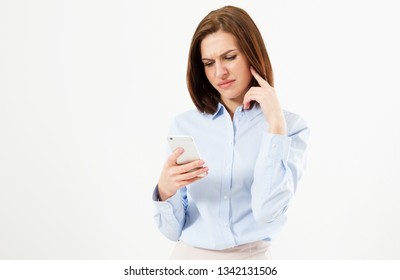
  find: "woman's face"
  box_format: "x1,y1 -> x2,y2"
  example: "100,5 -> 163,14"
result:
200,30 -> 252,106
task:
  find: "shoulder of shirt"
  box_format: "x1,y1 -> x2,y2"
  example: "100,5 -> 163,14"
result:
173,108 -> 207,121
283,109 -> 309,134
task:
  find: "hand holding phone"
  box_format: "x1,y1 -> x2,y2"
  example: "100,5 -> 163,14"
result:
158,136 -> 208,201
167,136 -> 206,177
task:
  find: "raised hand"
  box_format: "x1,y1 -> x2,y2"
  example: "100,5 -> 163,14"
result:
243,67 -> 287,135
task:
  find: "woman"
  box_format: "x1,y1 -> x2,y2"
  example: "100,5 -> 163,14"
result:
152,5 -> 310,259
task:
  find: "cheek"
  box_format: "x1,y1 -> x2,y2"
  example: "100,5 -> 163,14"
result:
240,65 -> 252,84
233,60 -> 251,80
244,70 -> 253,85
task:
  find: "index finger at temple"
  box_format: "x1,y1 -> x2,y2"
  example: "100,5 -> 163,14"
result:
250,67 -> 270,88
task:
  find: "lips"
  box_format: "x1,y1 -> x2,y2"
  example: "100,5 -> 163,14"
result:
218,80 -> 235,89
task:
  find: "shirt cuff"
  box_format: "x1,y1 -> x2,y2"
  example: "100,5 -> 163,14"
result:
152,185 -> 161,201
152,185 -> 183,213
261,133 -> 292,161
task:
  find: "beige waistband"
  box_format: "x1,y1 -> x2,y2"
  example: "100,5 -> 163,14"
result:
169,240 -> 272,260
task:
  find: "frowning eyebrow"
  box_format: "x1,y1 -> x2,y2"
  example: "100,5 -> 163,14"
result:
201,49 -> 237,61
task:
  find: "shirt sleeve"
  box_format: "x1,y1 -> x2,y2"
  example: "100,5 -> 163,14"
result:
152,117 -> 189,241
152,185 -> 186,241
251,115 -> 310,223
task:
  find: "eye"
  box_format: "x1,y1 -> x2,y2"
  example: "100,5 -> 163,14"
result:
225,55 -> 237,61
203,61 -> 214,67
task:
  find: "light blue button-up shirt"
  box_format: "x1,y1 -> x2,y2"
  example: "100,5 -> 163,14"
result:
153,103 -> 309,250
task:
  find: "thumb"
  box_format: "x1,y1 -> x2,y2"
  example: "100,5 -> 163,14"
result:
166,147 -> 184,166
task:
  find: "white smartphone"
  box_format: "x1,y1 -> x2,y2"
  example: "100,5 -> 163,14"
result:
167,135 -> 205,177
167,135 -> 201,165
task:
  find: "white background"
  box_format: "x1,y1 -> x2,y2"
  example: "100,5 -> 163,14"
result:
1,0 -> 399,259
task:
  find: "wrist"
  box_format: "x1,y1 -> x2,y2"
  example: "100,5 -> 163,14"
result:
264,110 -> 287,135
157,185 -> 175,201
268,122 -> 287,135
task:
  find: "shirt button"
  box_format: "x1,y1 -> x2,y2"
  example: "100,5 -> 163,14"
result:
223,222 -> 228,227
223,195 -> 228,200
272,143 -> 277,148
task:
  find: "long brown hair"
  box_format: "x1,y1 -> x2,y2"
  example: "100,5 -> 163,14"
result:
187,5 -> 274,114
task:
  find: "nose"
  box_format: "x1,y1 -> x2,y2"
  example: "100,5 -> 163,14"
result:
215,61 -> 228,79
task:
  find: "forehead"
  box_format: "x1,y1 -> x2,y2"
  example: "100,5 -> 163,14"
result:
200,30 -> 239,58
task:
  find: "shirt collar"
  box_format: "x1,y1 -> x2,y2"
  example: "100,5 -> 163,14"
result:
241,104 -> 263,121
206,103 -> 262,121
206,103 -> 224,119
